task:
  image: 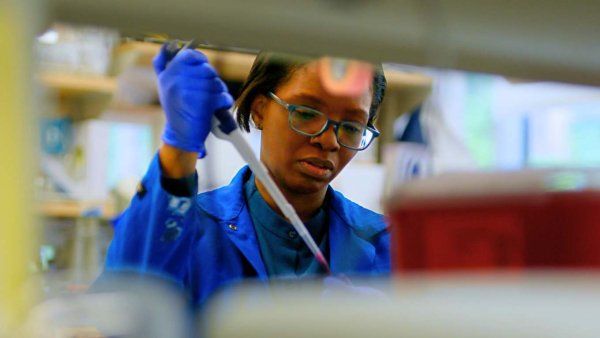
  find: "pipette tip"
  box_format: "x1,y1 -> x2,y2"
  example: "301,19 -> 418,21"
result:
316,253 -> 331,275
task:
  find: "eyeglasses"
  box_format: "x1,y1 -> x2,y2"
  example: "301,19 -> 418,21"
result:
268,92 -> 380,151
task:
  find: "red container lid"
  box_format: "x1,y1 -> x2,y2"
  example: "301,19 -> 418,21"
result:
385,169 -> 600,271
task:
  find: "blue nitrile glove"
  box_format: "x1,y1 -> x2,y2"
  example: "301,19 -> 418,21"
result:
153,46 -> 234,154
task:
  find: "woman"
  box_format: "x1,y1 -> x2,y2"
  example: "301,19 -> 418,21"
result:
105,46 -> 389,307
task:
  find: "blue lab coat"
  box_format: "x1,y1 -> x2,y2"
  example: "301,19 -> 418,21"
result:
105,154 -> 390,307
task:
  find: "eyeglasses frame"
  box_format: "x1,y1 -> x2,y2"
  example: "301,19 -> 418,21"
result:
267,92 -> 380,151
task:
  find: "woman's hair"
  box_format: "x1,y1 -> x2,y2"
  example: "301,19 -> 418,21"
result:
235,52 -> 387,132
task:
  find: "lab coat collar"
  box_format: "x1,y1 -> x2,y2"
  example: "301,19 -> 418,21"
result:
196,165 -> 387,277
197,166 -> 268,280
219,207 -> 268,280
327,188 -> 386,275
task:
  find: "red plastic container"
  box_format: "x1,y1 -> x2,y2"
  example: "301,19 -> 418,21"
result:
386,170 -> 600,271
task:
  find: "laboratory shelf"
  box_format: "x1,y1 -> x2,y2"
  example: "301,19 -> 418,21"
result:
115,41 -> 432,87
38,199 -> 116,219
114,41 -> 253,82
38,72 -> 117,96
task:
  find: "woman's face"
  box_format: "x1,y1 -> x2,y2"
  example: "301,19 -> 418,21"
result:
251,61 -> 373,196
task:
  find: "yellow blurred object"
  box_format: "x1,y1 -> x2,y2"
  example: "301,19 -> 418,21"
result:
0,0 -> 38,335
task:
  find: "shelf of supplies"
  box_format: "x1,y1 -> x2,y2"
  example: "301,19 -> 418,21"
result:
38,199 -> 116,219
115,41 -> 431,88
39,43 -> 432,98
38,72 -> 117,96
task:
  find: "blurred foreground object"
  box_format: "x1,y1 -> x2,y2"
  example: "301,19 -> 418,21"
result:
47,0 -> 600,86
204,273 -> 600,337
318,57 -> 373,97
24,273 -> 190,338
386,169 -> 600,271
0,0 -> 39,334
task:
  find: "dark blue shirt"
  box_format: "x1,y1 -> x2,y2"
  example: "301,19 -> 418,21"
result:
243,174 -> 329,278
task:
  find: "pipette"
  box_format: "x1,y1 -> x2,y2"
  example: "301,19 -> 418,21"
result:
164,40 -> 331,274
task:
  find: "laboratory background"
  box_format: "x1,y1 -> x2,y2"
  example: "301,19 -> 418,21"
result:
1,1 -> 599,337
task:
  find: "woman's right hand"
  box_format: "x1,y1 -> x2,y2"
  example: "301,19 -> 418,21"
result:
153,46 -> 233,154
